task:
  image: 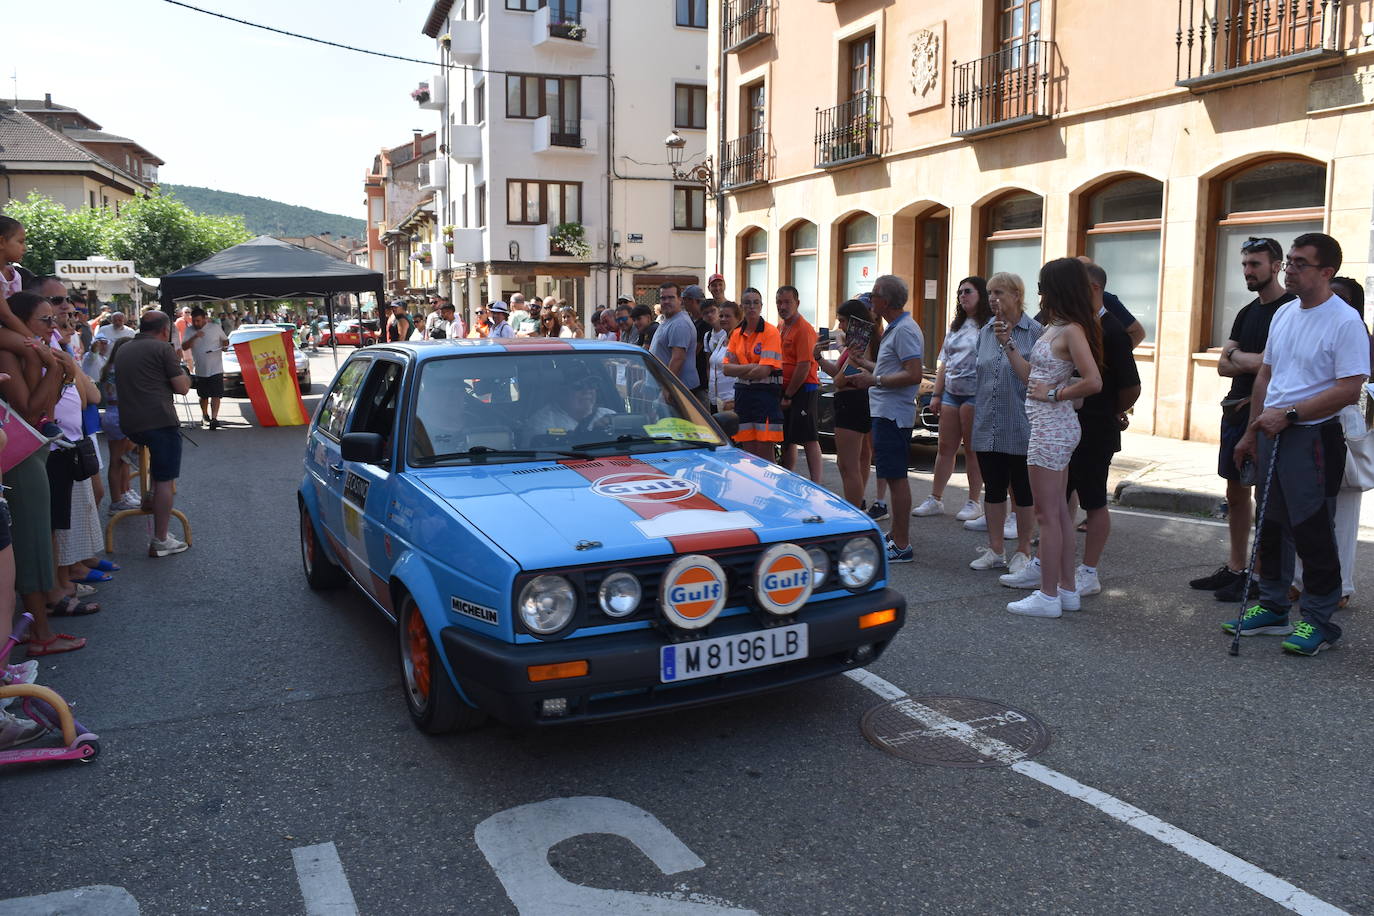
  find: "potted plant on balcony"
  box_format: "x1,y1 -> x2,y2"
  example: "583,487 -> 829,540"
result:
411,83 -> 431,105
438,32 -> 451,49
549,222 -> 591,258
442,224 -> 456,237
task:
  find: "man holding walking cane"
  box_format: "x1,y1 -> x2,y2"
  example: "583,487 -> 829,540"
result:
1226,233 -> 1369,656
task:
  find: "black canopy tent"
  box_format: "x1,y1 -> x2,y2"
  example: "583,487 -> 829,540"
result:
158,236 -> 385,365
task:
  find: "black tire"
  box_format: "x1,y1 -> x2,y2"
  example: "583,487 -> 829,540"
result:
398,594 -> 486,734
300,502 -> 345,589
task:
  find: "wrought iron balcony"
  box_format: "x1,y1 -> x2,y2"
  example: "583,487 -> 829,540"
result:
723,0 -> 770,53
951,39 -> 1053,138
722,131 -> 768,189
1176,0 -> 1342,88
548,118 -> 583,148
814,93 -> 881,168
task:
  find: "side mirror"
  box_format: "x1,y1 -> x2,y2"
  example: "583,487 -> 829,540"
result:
341,431 -> 387,463
713,411 -> 740,438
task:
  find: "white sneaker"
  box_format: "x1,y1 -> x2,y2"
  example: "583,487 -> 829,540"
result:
1008,590 -> 1062,618
912,496 -> 944,517
1007,552 -> 1032,575
963,515 -> 988,531
1000,557 -> 1041,589
0,710 -> 45,749
109,493 -> 140,513
1,660 -> 38,710
1003,515 -> 1019,539
969,546 -> 1006,570
1059,587 -> 1081,611
149,534 -> 189,558
955,500 -> 983,522
1075,565 -> 1101,596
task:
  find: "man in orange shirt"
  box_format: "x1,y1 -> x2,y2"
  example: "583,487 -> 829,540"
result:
723,287 -> 783,460
777,285 -> 823,482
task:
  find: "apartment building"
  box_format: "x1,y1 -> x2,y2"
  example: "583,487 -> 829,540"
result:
709,0 -> 1374,441
419,0 -> 708,326
363,131 -> 440,299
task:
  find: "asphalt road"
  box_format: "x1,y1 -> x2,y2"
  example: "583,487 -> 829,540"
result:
3,355 -> 1372,915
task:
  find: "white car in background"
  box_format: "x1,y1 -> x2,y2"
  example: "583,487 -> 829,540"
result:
221,325 -> 312,396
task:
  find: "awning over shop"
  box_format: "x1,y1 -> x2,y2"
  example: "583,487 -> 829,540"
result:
158,235 -> 384,306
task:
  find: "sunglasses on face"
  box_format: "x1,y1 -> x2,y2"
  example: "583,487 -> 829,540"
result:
35,315 -> 57,325
47,296 -> 70,305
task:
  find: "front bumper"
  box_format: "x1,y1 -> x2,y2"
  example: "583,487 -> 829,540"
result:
439,587 -> 906,727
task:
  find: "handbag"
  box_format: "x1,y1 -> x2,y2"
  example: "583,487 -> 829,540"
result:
1341,402 -> 1374,491
68,436 -> 100,482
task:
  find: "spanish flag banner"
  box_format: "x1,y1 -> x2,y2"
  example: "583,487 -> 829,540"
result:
235,330 -> 308,427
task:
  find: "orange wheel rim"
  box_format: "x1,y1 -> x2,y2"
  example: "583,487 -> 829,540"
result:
407,611 -> 431,700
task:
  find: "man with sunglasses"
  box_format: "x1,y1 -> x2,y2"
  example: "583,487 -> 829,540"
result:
1190,236 -> 1295,602
1226,233 -> 1370,656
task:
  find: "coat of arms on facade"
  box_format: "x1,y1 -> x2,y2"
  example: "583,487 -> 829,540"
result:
911,29 -> 940,98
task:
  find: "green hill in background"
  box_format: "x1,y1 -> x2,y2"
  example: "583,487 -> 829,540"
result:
162,184 -> 365,240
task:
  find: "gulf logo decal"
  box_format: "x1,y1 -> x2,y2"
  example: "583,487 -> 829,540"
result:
754,543 -> 814,616
660,554 -> 727,630
592,472 -> 699,504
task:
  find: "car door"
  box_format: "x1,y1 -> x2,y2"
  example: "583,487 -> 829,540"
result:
338,356 -> 408,609
307,357 -> 371,560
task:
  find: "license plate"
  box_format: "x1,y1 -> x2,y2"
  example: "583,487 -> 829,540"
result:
660,623 -> 808,683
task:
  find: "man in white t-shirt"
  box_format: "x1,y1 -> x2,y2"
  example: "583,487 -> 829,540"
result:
179,306 -> 230,429
94,311 -> 137,347
1230,233 -> 1371,656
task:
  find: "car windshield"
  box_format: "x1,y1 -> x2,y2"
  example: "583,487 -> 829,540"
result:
408,350 -> 725,465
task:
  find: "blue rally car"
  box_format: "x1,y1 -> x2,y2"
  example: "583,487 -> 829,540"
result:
298,338 -> 907,732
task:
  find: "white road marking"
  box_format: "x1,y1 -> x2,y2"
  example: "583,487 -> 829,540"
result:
476,796 -> 757,915
0,886 -> 140,915
292,842 -> 360,916
844,669 -> 1349,916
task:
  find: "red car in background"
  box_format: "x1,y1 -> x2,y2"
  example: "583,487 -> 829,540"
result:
319,318 -> 380,347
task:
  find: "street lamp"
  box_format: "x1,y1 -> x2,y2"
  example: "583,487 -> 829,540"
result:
664,130 -> 717,198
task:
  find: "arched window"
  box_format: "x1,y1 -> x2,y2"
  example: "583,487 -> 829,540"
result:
840,213 -> 878,299
983,192 -> 1042,284
786,222 -> 819,325
1084,177 -> 1163,344
1210,159 -> 1325,346
742,228 -> 768,299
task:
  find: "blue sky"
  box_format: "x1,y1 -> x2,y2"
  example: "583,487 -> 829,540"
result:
8,0 -> 441,219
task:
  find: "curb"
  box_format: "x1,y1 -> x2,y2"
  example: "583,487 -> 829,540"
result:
1112,462 -> 1224,516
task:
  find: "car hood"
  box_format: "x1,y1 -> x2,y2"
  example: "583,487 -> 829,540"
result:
414,449 -> 873,570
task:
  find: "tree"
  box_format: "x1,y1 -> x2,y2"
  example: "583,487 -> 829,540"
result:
2,192 -> 115,274
107,191 -> 252,277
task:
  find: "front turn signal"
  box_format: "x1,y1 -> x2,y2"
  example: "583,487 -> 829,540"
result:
527,660 -> 589,682
858,608 -> 897,629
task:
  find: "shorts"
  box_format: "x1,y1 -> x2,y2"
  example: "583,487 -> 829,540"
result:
101,406 -> 126,441
194,373 -> 225,398
1066,441 -> 1114,511
46,448 -> 75,531
127,425 -> 183,482
8,451 -> 54,595
735,387 -> 783,444
833,390 -> 872,434
872,417 -> 913,480
1218,419 -> 1248,482
783,389 -> 819,445
940,391 -> 976,409
976,450 -> 1033,507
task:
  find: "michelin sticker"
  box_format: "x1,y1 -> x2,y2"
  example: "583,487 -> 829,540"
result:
453,597 -> 500,624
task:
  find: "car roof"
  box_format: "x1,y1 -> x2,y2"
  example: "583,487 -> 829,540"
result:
366,338 -> 649,363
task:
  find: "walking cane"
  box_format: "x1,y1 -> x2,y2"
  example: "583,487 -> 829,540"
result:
1229,432 -> 1282,657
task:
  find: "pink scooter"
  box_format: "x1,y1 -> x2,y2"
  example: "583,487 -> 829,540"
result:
0,613 -> 100,766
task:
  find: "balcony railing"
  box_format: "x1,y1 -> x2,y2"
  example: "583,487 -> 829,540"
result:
814,93 -> 881,168
1176,0 -> 1342,86
951,39 -> 1053,138
722,131 -> 768,189
549,118 -> 583,148
723,0 -> 770,53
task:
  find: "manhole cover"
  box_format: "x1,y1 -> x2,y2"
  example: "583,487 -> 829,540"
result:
860,695 -> 1051,768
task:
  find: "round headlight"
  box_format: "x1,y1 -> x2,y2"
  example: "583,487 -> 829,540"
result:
838,537 -> 880,589
807,547 -> 831,590
517,575 -> 577,634
598,570 -> 642,618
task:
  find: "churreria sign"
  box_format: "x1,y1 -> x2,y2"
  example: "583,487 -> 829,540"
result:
54,260 -> 137,279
